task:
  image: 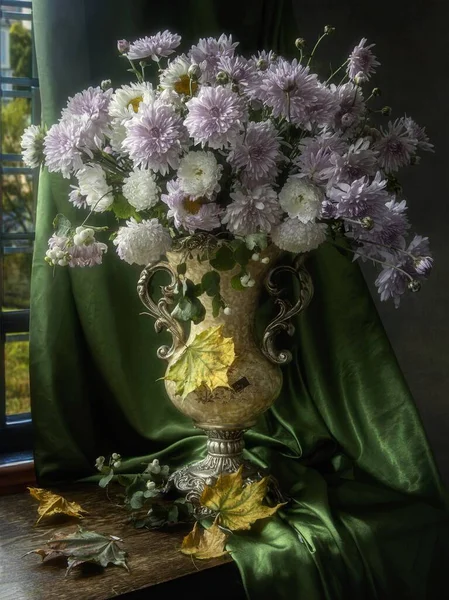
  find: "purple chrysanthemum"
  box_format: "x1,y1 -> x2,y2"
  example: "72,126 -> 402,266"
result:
331,82 -> 365,130
69,241 -> 108,267
44,118 -> 91,178
221,185 -> 282,235
228,120 -> 282,185
257,58 -> 324,126
296,134 -> 348,186
301,84 -> 340,130
127,31 -> 181,61
347,38 -> 380,81
62,86 -> 112,143
373,118 -> 417,172
404,117 -> 434,153
188,34 -> 238,83
161,179 -> 222,233
407,235 -> 433,276
327,172 -> 389,220
122,101 -> 187,174
184,86 -> 246,149
68,188 -> 88,209
328,139 -> 378,184
375,263 -> 409,307
216,55 -> 260,95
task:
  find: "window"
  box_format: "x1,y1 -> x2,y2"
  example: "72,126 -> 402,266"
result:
0,0 -> 39,453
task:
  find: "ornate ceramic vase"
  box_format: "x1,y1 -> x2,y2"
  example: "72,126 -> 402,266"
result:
137,243 -> 313,503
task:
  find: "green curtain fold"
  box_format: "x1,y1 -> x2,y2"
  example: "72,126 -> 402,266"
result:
30,1 -> 449,597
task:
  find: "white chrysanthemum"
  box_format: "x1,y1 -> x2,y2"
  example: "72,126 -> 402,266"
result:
177,151 -> 222,199
272,219 -> 327,253
108,82 -> 154,122
122,168 -> 160,211
159,54 -> 196,95
110,119 -> 127,153
76,164 -> 113,212
113,217 -> 171,265
278,178 -> 322,223
21,124 -> 45,168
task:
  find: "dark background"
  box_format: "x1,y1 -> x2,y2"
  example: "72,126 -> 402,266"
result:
288,0 -> 449,482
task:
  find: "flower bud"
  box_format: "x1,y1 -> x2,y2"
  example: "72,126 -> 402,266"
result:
216,71 -> 230,85
324,25 -> 335,34
113,461 -> 121,469
111,453 -> 120,460
117,39 -> 130,54
408,279 -> 421,293
354,71 -> 367,85
231,83 -> 240,94
295,37 -> 306,49
261,257 -> 270,264
224,307 -> 232,315
188,63 -> 201,81
381,106 -> 392,116
247,278 -> 256,287
341,113 -> 356,127
256,58 -> 268,71
251,253 -> 260,261
372,87 -> 381,97
361,216 -> 374,230
101,79 -> 112,91
410,155 -> 421,166
146,480 -> 156,490
414,256 -> 433,276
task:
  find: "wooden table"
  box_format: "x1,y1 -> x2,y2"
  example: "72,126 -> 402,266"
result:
0,485 -> 245,600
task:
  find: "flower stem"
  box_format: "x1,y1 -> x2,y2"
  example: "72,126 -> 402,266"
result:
307,33 -> 328,67
325,59 -> 349,84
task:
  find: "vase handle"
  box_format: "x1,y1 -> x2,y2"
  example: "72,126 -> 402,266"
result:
137,260 -> 185,360
262,255 -> 314,365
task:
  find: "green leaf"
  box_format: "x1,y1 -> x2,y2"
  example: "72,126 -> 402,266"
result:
210,245 -> 236,271
231,274 -> 246,291
193,283 -> 203,297
109,195 -> 141,221
125,474 -> 146,498
53,214 -> 72,237
25,526 -> 129,574
233,242 -> 253,268
130,491 -> 145,509
167,505 -> 179,523
171,297 -> 205,324
177,262 -> 187,275
99,469 -> 114,488
245,233 -> 268,251
212,295 -> 225,318
201,270 -> 220,297
117,474 -> 136,487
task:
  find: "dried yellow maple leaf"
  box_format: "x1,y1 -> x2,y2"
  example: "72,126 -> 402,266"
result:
28,487 -> 88,524
181,520 -> 228,560
200,466 -> 284,531
164,325 -> 235,399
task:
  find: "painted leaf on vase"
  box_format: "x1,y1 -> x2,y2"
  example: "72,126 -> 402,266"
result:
164,325 -> 235,399
181,520 -> 228,560
24,526 -> 129,575
200,466 -> 284,531
28,487 -> 88,524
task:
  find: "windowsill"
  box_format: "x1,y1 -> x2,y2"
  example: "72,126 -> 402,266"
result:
0,453 -> 35,494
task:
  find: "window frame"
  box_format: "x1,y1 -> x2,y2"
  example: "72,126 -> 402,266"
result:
0,0 -> 38,455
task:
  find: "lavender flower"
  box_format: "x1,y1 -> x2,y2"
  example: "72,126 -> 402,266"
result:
21,124 -> 45,168
347,38 -> 380,81
228,121 -> 282,185
62,86 -> 112,142
328,139 -> 378,183
375,263 -> 409,307
404,117 -> 434,153
46,232 -> 107,268
122,100 -> 187,174
331,82 -> 365,130
407,235 -> 433,276
184,86 -> 246,149
117,39 -> 130,54
222,185 -> 282,235
216,55 -> 259,94
257,58 -> 324,126
127,31 -> 181,61
296,134 -> 348,185
327,172 -> 389,220
189,34 -> 238,83
43,119 -> 90,178
301,85 -> 340,130
161,179 -> 222,233
373,118 -> 417,172
68,187 -> 88,209
70,239 -> 108,267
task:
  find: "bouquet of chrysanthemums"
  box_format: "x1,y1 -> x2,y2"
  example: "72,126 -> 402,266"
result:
22,27 -> 433,310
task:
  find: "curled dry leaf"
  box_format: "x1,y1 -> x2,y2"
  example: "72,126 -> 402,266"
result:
28,487 -> 88,524
181,520 -> 228,560
164,325 -> 235,399
200,466 -> 285,531
24,526 -> 129,575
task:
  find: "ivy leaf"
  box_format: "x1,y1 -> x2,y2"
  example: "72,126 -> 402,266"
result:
201,271 -> 220,297
24,526 -> 129,575
164,325 -> 235,399
28,488 -> 88,525
212,294 -> 225,318
171,296 -> 205,324
99,468 -> 114,488
181,521 -> 228,560
177,262 -> 187,275
130,491 -> 145,510
53,214 -> 72,237
245,233 -> 268,251
233,242 -> 253,268
200,466 -> 285,531
210,245 -> 236,271
231,273 -> 246,291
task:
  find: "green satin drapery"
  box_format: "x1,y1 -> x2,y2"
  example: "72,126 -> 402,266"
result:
30,1 -> 449,598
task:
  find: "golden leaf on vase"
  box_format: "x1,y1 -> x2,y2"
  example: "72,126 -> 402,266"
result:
200,466 -> 285,531
180,520 -> 228,560
164,325 -> 236,399
28,487 -> 88,524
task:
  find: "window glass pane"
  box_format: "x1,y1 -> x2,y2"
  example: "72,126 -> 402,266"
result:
2,250 -> 32,309
1,96 -> 32,155
5,335 -> 31,416
1,16 -> 33,80
2,173 -> 34,233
